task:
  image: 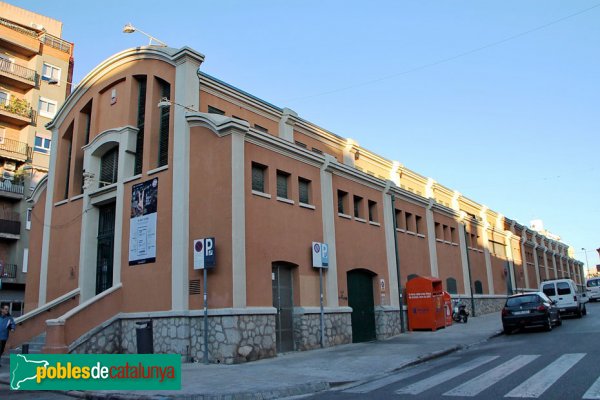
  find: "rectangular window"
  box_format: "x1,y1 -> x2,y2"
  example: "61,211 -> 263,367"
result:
251,162 -> 267,193
312,147 -> 323,155
298,177 -> 310,204
368,200 -> 378,222
254,124 -> 268,133
295,140 -> 307,149
26,208 -> 32,230
41,62 -> 61,83
208,105 -> 225,115
34,135 -> 51,154
353,195 -> 363,218
157,80 -> 171,167
22,248 -> 29,274
450,227 -> 456,243
134,76 -> 146,175
38,97 -> 58,118
0,90 -> 8,105
395,209 -> 404,230
64,139 -> 72,199
415,215 -> 423,234
337,190 -> 348,214
405,212 -> 414,232
100,147 -> 119,187
443,225 -> 450,241
435,222 -> 442,239
276,170 -> 289,199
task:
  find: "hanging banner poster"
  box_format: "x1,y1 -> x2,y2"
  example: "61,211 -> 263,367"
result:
129,178 -> 158,265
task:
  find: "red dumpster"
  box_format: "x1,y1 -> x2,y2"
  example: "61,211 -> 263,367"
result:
443,291 -> 453,326
406,276 -> 445,331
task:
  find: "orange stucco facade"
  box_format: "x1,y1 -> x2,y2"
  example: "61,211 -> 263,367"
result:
12,45 -> 585,362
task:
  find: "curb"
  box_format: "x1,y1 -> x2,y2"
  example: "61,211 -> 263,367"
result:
0,329 -> 503,399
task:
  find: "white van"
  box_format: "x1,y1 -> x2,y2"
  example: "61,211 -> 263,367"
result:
586,277 -> 600,301
540,279 -> 587,317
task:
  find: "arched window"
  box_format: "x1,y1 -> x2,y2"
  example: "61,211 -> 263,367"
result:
474,280 -> 483,294
100,146 -> 118,187
446,277 -> 458,294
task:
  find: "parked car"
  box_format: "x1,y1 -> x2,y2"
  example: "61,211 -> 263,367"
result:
540,278 -> 587,318
586,277 -> 600,302
502,292 -> 561,334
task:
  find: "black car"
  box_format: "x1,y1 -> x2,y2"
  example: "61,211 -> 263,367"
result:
501,292 -> 561,334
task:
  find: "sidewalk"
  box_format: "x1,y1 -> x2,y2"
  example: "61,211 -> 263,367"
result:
0,312 -> 502,399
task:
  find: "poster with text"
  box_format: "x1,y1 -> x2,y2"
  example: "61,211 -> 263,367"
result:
129,178 -> 158,265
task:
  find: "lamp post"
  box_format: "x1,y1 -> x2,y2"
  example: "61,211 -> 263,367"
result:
123,23 -> 167,47
582,248 -> 590,278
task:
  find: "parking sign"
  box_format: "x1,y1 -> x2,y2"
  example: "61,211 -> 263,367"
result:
312,242 -> 329,268
194,237 -> 216,270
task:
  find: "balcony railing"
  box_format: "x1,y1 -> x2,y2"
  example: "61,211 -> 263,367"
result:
0,179 -> 24,195
39,33 -> 73,54
0,99 -> 36,125
0,137 -> 32,159
0,17 -> 38,38
0,58 -> 38,84
0,263 -> 17,279
0,210 -> 20,235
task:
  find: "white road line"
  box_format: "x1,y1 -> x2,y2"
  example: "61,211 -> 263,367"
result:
505,353 -> 586,398
583,376 -> 600,399
443,355 -> 540,397
395,356 -> 499,395
343,357 -> 458,394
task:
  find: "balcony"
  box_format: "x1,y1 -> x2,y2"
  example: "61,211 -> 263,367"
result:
0,98 -> 36,126
39,33 -> 73,55
0,179 -> 25,200
0,137 -> 32,163
0,263 -> 17,279
0,59 -> 38,89
0,18 -> 39,57
0,210 -> 20,239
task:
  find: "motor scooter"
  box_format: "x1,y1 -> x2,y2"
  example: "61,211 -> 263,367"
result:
452,298 -> 469,323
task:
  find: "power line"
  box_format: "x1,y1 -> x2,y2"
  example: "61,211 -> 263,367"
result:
285,3 -> 600,102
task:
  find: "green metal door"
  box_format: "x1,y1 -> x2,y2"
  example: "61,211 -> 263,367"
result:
96,203 -> 116,295
272,263 -> 294,352
347,270 -> 376,342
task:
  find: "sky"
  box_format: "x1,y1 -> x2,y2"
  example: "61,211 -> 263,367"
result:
14,0 -> 600,271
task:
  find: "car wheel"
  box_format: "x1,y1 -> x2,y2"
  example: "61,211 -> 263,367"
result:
462,315 -> 468,323
583,305 -> 587,316
556,314 -> 562,326
503,325 -> 512,335
545,315 -> 553,331
576,307 -> 583,319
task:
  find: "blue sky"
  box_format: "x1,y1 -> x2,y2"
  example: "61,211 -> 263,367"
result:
15,0 -> 600,271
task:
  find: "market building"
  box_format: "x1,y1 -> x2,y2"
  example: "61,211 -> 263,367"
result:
0,1 -> 73,316
8,44 -> 584,363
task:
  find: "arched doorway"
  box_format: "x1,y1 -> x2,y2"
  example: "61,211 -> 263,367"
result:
347,269 -> 376,342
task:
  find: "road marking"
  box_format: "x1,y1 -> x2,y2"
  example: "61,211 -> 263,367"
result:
395,356 -> 499,395
343,357 -> 458,393
583,376 -> 600,399
443,355 -> 540,397
505,353 -> 586,398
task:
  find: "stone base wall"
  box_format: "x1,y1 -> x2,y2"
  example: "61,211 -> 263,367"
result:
457,297 -> 506,316
293,310 -> 352,351
70,313 -> 276,364
375,307 -> 402,340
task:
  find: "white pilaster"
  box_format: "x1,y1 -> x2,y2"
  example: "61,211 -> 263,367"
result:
480,209 -> 494,295
278,108 -> 296,143
520,236 -> 530,289
425,199 -> 439,277
458,217 -> 472,297
231,130 -> 246,308
505,232 -> 516,291
320,155 -> 339,307
171,50 -> 203,311
38,127 -> 59,305
383,183 -> 399,307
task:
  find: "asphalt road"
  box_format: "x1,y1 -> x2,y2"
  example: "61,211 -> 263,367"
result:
310,301 -> 600,400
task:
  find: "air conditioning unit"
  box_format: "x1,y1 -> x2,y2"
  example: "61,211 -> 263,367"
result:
29,22 -> 45,31
3,161 -> 16,172
2,170 -> 14,181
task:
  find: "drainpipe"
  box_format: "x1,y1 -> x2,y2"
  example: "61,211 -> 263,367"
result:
391,194 -> 405,333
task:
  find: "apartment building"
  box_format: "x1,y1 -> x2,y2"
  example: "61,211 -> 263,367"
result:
8,44 -> 584,362
0,1 -> 73,316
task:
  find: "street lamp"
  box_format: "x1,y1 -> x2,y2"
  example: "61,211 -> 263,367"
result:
122,23 -> 167,47
582,248 -> 590,277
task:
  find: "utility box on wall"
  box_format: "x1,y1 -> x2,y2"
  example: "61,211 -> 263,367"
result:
406,276 -> 445,331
